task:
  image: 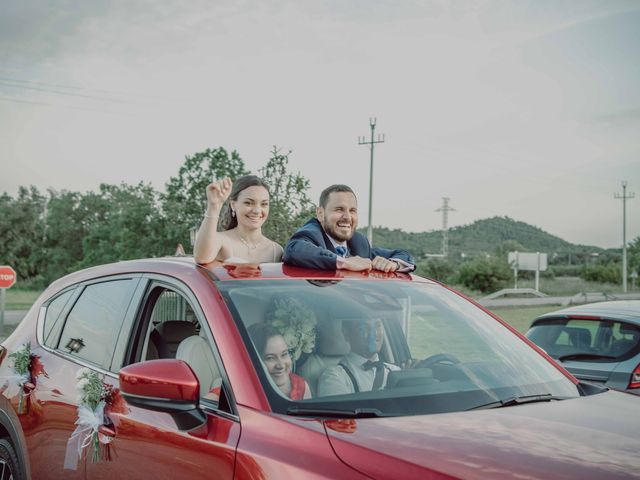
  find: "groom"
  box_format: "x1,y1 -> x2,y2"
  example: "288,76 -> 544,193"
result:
284,184 -> 415,272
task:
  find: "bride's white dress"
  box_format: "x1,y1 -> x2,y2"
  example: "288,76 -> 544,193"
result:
222,240 -> 281,264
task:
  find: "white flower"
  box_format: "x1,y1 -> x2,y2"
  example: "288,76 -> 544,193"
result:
76,377 -> 89,392
76,367 -> 91,380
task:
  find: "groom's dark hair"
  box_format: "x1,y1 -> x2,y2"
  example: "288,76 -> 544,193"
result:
318,184 -> 356,209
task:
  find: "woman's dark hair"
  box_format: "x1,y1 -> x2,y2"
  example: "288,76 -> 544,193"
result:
221,175 -> 270,230
247,322 -> 282,356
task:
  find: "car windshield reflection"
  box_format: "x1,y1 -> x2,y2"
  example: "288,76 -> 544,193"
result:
220,279 -> 581,416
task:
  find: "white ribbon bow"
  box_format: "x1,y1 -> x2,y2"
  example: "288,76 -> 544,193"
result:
63,401 -> 106,470
0,372 -> 31,399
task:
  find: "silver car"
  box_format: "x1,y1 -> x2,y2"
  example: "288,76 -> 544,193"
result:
526,300 -> 640,395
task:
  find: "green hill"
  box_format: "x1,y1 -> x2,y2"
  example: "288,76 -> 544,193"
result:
368,216 -> 607,261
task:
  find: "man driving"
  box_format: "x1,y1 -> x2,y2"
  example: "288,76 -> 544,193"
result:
317,317 -> 399,396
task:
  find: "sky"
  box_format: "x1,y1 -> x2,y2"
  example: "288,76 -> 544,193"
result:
1,0 -> 639,249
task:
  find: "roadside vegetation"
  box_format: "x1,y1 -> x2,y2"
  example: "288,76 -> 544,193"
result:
2,143 -> 638,303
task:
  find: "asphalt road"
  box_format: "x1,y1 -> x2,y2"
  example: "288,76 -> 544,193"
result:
0,310 -> 27,341
1,310 -> 27,326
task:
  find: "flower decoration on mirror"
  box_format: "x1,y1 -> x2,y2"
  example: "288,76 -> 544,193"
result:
267,297 -> 317,361
63,368 -> 124,470
4,342 -> 48,414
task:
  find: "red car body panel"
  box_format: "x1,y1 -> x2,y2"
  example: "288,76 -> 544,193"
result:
233,406 -> 366,479
324,391 -> 640,480
2,258 -> 640,479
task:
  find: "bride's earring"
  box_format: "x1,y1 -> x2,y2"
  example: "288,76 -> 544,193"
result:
231,209 -> 236,217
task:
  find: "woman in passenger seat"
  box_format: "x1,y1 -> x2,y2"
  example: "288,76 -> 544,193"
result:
248,323 -> 311,400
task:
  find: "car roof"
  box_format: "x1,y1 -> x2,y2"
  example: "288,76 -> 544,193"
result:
205,261 -> 426,282
46,256 -> 430,289
533,300 -> 640,326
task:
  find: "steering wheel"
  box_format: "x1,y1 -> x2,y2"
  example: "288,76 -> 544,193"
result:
414,353 -> 461,369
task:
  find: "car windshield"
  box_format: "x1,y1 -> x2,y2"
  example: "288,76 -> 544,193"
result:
527,318 -> 640,362
221,279 -> 581,416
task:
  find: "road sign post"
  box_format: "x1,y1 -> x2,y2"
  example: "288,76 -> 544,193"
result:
0,266 -> 17,336
508,252 -> 548,292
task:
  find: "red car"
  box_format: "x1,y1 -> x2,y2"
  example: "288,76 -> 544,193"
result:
1,258 -> 639,479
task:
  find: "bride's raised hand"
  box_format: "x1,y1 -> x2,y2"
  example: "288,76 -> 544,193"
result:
206,177 -> 232,213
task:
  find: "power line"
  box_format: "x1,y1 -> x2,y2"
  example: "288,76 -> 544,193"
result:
0,74 -> 184,102
0,79 -> 138,104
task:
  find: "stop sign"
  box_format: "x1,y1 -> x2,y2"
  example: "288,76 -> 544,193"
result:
0,266 -> 17,289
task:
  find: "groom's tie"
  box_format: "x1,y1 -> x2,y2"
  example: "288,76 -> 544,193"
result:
363,360 -> 386,390
335,246 -> 348,257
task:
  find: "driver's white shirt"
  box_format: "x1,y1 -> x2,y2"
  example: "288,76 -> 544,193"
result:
317,352 -> 399,397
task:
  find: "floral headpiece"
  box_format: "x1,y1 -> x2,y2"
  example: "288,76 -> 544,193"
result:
266,297 -> 317,361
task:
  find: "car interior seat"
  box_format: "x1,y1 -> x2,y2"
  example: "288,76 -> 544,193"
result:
145,328 -> 171,360
297,317 -> 351,397
565,327 -> 592,350
611,324 -> 640,356
176,335 -> 221,394
156,321 -> 198,358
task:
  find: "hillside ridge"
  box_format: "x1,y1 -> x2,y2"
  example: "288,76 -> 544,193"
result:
367,216 -> 606,258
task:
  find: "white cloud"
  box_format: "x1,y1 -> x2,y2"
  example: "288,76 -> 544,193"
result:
0,0 -> 638,248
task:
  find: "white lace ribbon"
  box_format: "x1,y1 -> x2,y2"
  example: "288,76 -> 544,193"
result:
1,372 -> 31,399
63,401 -> 106,470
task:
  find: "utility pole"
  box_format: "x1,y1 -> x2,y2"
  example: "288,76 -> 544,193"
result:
435,197 -> 455,257
358,118 -> 385,245
615,181 -> 635,292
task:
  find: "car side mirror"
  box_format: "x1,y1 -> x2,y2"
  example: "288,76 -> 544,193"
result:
119,359 -> 206,431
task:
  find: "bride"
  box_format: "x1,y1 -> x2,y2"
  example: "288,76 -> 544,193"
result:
194,175 -> 283,264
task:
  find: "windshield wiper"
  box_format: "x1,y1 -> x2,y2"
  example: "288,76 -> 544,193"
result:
468,393 -> 566,411
286,406 -> 386,418
557,353 -> 617,361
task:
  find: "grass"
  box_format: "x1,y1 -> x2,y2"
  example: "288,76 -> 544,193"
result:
2,289 -> 42,310
515,276 -> 624,296
486,305 -> 561,333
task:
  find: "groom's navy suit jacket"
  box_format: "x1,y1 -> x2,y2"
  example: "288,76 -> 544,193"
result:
283,218 -> 415,271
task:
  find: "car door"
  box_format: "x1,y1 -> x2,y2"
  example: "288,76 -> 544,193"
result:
84,277 -> 239,480
32,274 -> 144,479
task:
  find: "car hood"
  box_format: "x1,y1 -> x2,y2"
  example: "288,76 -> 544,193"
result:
322,390 -> 640,480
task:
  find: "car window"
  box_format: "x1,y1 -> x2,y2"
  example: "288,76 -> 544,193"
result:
57,279 -> 137,369
528,318 -> 640,361
136,286 -> 225,404
43,288 -> 76,348
220,279 -> 581,416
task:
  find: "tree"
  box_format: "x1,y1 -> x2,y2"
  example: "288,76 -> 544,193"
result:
36,189 -> 87,283
79,183 -> 167,268
0,186 -> 46,282
259,147 -> 315,246
495,240 -> 527,259
415,257 -> 454,283
628,236 -> 640,278
456,256 -> 511,293
162,147 -> 249,251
